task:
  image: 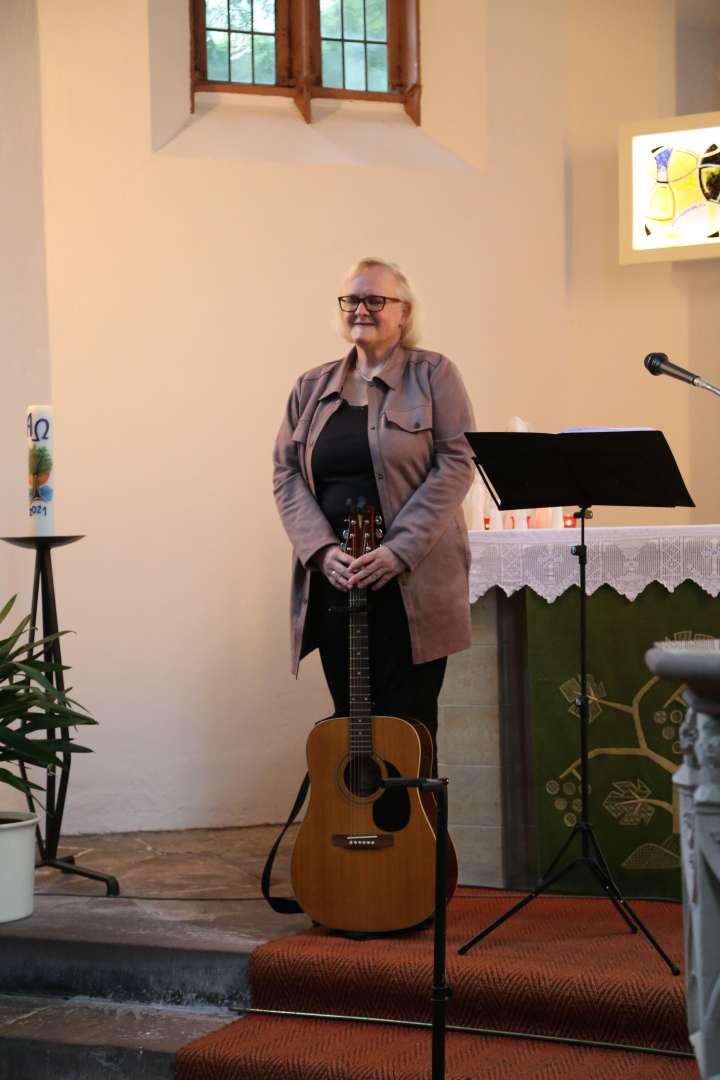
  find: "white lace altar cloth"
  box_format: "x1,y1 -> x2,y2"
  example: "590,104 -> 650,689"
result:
469,525 -> 720,604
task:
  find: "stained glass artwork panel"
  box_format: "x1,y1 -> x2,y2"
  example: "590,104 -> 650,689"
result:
206,30 -> 230,80
632,124 -> 720,251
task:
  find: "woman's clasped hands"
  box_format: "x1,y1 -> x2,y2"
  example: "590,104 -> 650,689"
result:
318,544 -> 405,592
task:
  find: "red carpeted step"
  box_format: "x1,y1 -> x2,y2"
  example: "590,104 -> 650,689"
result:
249,891 -> 689,1052
175,1014 -> 698,1079
175,891 -> 694,1078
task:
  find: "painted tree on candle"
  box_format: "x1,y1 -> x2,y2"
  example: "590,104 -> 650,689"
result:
28,446 -> 53,502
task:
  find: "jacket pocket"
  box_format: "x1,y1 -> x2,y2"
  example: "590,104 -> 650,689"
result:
384,404 -> 432,432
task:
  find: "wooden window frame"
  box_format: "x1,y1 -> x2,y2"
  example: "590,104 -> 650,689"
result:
190,0 -> 421,124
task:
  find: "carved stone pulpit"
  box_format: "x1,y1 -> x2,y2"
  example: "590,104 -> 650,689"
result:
646,640 -> 720,1080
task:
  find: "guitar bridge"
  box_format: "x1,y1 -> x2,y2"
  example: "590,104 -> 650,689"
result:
332,833 -> 394,850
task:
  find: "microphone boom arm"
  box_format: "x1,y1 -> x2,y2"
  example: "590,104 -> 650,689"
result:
695,377 -> 720,398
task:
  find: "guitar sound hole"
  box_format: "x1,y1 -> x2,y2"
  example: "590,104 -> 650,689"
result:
343,755 -> 382,798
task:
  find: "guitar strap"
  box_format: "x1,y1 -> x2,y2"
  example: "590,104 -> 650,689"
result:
260,772 -> 310,914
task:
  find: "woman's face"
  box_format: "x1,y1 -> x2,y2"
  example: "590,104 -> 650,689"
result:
339,266 -> 408,354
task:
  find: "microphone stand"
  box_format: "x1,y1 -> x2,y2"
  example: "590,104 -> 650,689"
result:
693,378 -> 720,398
381,776 -> 451,1080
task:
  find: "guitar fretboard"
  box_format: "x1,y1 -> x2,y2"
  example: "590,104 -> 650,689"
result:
348,587 -> 372,754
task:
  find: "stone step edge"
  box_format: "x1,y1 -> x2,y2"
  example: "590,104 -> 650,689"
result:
0,992 -> 236,1050
0,937 -> 252,1008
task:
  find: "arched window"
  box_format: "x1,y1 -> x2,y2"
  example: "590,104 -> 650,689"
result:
191,1 -> 420,123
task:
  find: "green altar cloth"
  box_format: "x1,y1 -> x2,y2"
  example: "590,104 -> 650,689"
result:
528,581 -> 719,900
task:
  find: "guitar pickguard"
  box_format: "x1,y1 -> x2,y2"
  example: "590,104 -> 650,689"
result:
372,759 -> 411,833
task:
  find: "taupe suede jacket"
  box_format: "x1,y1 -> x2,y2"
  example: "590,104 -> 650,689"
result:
273,345 -> 476,674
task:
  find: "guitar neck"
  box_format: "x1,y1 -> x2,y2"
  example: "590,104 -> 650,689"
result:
348,586 -> 372,755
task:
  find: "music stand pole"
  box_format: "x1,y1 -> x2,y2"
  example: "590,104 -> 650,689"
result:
457,508 -> 679,974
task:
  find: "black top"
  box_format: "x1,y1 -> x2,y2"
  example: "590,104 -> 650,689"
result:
312,401 -> 382,535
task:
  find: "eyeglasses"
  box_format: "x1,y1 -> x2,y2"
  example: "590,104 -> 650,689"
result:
337,295 -> 405,313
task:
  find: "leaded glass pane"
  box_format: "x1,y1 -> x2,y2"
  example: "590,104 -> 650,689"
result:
344,41 -> 366,91
206,30 -> 229,79
321,39 -> 344,88
254,34 -> 276,84
206,0 -> 229,30
366,0 -> 386,42
228,0 -> 251,31
320,0 -> 342,39
253,0 -> 275,33
343,0 -> 364,42
366,43 -> 387,91
230,31 -> 252,82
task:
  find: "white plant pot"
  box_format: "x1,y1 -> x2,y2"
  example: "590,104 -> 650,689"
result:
0,810 -> 39,923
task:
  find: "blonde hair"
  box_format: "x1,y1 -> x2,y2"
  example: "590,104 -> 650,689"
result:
338,257 -> 421,348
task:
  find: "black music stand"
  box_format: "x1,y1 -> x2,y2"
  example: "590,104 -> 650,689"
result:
458,429 -> 693,974
2,536 -> 119,896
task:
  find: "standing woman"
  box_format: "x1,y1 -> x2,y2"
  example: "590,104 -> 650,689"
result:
273,258 -> 475,760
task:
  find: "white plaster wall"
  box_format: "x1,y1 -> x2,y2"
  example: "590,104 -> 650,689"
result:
2,0 -> 717,832
0,1 -> 52,565
676,8 -> 720,528
0,1 -> 52,812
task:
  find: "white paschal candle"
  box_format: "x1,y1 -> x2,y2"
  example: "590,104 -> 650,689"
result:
27,405 -> 54,537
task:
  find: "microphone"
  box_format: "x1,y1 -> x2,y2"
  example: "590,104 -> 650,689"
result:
644,353 -> 699,385
644,353 -> 720,398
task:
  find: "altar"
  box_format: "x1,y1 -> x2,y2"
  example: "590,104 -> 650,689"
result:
438,525 -> 720,896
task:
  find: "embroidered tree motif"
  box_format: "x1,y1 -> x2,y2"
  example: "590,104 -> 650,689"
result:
559,675 -> 606,723
28,446 -> 53,502
544,631 -> 715,869
603,779 -> 656,826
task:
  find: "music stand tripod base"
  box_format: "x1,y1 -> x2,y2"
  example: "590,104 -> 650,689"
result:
460,431 -> 693,975
2,536 -> 119,897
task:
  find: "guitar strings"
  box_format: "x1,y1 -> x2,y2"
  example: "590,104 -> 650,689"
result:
347,504 -> 374,835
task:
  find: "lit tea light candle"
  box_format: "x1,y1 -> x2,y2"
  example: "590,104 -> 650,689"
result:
27,404 -> 54,537
563,514 -> 575,528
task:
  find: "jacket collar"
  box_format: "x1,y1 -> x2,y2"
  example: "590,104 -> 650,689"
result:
319,344 -> 409,399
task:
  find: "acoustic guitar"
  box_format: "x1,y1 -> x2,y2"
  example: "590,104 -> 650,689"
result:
291,499 -> 458,933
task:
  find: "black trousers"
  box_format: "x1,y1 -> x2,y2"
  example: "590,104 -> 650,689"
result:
309,574 -> 447,757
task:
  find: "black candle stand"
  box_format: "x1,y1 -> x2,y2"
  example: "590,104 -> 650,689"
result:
2,535 -> 119,896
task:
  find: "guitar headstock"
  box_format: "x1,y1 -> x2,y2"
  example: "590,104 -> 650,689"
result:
341,497 -> 384,559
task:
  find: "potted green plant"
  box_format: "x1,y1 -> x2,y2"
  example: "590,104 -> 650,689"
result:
0,594 -> 95,923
